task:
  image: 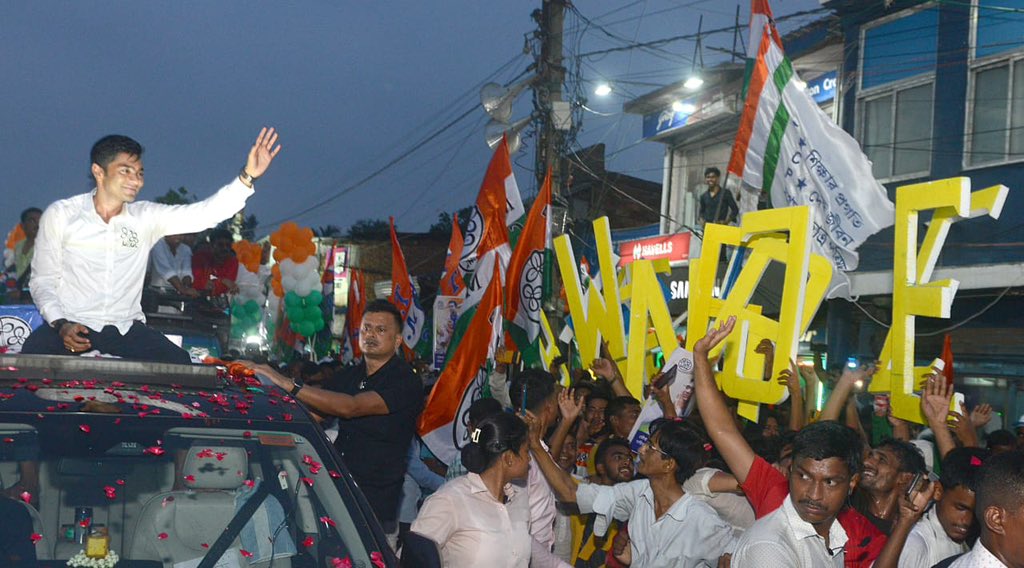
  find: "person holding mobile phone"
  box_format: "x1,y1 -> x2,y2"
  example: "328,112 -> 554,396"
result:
898,447 -> 988,568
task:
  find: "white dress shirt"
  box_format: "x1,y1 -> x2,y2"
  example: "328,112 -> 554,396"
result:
31,179 -> 252,333
899,506 -> 969,568
731,495 -> 847,568
576,479 -> 735,568
948,539 -> 1009,567
410,473 -> 533,568
683,467 -> 755,535
148,239 -> 193,289
526,439 -> 557,549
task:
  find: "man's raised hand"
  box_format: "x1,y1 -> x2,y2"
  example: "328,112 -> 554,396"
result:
245,127 -> 282,179
693,315 -> 736,357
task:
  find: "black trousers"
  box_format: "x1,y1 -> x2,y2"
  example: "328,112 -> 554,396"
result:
21,320 -> 192,365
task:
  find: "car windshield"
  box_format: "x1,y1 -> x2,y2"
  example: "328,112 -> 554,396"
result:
0,381 -> 386,568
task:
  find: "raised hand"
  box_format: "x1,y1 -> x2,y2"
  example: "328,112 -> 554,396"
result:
557,388 -> 584,422
778,359 -> 801,396
693,316 -> 737,357
590,357 -> 619,381
970,403 -> 993,429
244,127 -> 282,179
521,409 -> 545,450
920,374 -> 954,427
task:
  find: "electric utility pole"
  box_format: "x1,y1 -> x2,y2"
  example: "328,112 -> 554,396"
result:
534,0 -> 567,199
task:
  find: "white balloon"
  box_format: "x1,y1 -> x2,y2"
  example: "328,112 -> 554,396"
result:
293,278 -> 314,296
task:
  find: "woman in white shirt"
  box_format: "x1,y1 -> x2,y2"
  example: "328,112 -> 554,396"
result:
412,413 -> 565,568
528,415 -> 736,568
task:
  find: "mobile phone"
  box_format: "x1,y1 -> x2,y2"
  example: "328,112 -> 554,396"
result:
653,364 -> 678,389
905,472 -> 924,497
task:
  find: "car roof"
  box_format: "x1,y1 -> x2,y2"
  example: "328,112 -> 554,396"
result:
0,354 -> 307,425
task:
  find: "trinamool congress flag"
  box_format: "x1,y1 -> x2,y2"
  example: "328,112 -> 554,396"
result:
345,269 -> 366,360
505,168 -> 551,364
419,256 -> 503,465
728,22 -> 894,297
458,135 -> 520,288
439,213 -> 467,298
388,217 -> 427,352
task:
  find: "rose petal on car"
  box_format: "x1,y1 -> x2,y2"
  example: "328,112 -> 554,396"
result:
157,532 -> 168,540
30,533 -> 42,544
319,516 -> 336,528
240,549 -> 253,558
371,551 -> 386,568
78,424 -> 91,433
19,491 -> 31,504
302,536 -> 314,548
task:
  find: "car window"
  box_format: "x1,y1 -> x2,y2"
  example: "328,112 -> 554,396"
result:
0,417 -> 385,568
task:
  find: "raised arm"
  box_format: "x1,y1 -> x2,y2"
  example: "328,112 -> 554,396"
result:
593,343 -> 630,397
523,410 -> 578,504
819,365 -> 871,423
778,360 -> 804,432
692,316 -> 759,484
547,388 -> 584,463
920,374 -> 957,459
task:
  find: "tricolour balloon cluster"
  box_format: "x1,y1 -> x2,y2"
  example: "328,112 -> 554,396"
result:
269,223 -> 324,337
230,240 -> 267,339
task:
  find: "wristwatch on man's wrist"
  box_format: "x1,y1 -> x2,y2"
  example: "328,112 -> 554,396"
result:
289,378 -> 304,397
239,167 -> 258,186
50,319 -> 69,330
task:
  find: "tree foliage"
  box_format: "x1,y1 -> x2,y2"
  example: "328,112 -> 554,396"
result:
346,218 -> 390,240
154,187 -> 197,205
428,206 -> 473,236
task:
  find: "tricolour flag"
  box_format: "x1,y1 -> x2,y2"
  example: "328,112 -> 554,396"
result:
346,269 -> 366,360
506,168 -> 552,362
419,256 -> 504,465
458,135 -> 519,279
728,22 -> 895,297
439,213 -> 467,298
388,217 -> 427,351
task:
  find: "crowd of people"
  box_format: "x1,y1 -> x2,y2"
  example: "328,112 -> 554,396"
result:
253,306 -> 1024,567
4,129 -> 1024,567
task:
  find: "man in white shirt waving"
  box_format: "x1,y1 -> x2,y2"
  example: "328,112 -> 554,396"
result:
22,128 -> 281,363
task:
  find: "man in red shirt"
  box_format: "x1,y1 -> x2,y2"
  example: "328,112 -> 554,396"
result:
692,317 -> 930,567
192,229 -> 239,297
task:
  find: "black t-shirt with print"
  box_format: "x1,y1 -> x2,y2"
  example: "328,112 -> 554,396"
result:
325,356 -> 424,524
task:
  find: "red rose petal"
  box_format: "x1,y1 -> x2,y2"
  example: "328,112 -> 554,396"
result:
371,551 -> 386,568
116,479 -> 126,486
2,437 -> 13,443
240,549 -> 253,558
30,533 -> 42,544
302,536 -> 314,548
301,477 -> 314,487
243,479 -> 255,489
144,446 -> 166,456
184,475 -> 195,483
78,424 -> 91,433
20,491 -> 31,503
328,470 -> 341,479
157,532 -> 168,540
319,515 -> 336,527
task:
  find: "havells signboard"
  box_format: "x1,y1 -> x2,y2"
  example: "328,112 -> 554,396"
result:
617,232 -> 691,268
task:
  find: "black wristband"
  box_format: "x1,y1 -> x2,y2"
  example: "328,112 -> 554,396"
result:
239,167 -> 257,185
50,319 -> 69,330
289,379 -> 304,397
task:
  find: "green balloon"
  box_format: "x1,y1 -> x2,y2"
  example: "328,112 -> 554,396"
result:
312,316 -> 325,332
304,305 -> 321,322
297,320 -> 315,337
245,300 -> 260,314
306,290 -> 323,306
286,305 -> 304,322
284,291 -> 302,308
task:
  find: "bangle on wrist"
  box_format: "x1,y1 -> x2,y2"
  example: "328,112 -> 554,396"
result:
289,378 -> 304,397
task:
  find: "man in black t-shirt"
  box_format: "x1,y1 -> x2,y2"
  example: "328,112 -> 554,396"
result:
698,166 -> 739,226
256,300 -> 423,544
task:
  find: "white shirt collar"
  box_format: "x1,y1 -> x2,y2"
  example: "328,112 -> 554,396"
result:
783,495 -> 848,551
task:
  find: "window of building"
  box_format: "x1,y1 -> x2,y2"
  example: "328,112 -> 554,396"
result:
966,1 -> 1024,167
858,6 -> 939,180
